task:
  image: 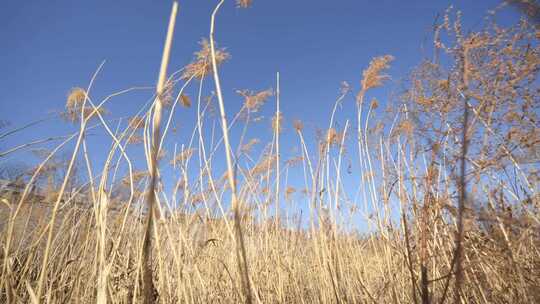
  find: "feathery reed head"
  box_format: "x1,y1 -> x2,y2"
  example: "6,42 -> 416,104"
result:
66,87 -> 86,110
241,138 -> 260,153
325,127 -> 344,148
122,170 -> 148,187
250,154 -> 277,176
128,116 -> 145,130
237,89 -> 273,112
182,38 -> 230,80
357,55 -> 394,103
64,87 -> 107,122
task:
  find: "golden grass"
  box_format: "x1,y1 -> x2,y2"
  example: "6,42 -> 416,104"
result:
1,2 -> 539,304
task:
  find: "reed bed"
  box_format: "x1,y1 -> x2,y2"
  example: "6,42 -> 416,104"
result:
1,1 -> 539,303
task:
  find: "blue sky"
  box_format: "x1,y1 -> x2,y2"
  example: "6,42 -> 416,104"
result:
0,0 -> 507,129
0,0 -> 521,227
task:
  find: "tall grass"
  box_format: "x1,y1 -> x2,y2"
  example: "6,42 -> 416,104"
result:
1,1 -> 539,303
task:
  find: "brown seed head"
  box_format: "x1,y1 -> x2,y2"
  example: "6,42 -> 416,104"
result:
237,89 -> 273,112
357,55 -> 394,103
241,138 -> 260,154
180,94 -> 192,108
128,116 -> 145,130
326,128 -> 343,147
182,39 -> 230,80
66,87 -> 86,111
293,119 -> 304,132
236,0 -> 253,8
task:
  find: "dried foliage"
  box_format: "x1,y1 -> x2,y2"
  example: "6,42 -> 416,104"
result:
64,87 -> 107,122
285,186 -> 296,201
237,88 -> 273,112
285,155 -> 303,167
128,116 -> 145,130
250,154 -> 277,176
122,170 -> 148,187
171,148 -> 195,164
182,39 -> 230,80
293,119 -> 304,132
1,4 -> 539,304
325,127 -> 344,147
241,138 -> 260,154
236,0 -> 253,8
161,80 -> 175,107
357,55 -> 394,103
180,94 -> 192,108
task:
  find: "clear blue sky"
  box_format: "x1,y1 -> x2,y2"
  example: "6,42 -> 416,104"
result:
0,0 -> 521,225
0,0 -> 508,130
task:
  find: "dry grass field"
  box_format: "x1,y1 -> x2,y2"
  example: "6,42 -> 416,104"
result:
1,1 -> 539,303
